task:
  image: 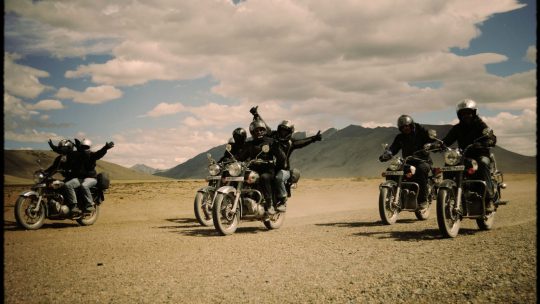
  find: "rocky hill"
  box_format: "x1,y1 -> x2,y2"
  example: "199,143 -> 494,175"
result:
155,124 -> 536,179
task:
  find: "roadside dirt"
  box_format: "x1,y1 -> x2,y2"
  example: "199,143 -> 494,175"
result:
3,174 -> 537,303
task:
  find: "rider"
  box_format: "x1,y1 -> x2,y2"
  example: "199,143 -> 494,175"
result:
218,127 -> 247,163
45,139 -> 75,176
250,106 -> 322,212
236,119 -> 286,215
441,99 -> 497,211
64,138 -> 114,214
379,115 -> 435,209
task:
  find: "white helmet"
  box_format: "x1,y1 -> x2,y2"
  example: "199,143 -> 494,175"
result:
456,99 -> 477,117
81,138 -> 92,149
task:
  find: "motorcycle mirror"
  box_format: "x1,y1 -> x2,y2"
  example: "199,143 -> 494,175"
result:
381,143 -> 389,150
482,128 -> 492,136
261,144 -> 270,153
206,153 -> 212,160
428,129 -> 437,139
226,144 -> 232,152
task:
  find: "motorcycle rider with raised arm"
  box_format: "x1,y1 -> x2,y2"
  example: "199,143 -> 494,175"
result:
440,99 -> 497,211
250,106 -> 322,212
379,115 -> 435,210
64,138 -> 114,214
236,118 -> 286,215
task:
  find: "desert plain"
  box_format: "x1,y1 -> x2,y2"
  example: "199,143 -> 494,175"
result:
3,174 -> 537,303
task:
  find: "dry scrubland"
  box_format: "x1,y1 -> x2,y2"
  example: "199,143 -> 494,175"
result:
3,174 -> 537,303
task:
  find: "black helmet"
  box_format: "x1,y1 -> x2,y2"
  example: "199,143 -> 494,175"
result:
397,115 -> 414,130
232,128 -> 247,145
277,120 -> 295,140
456,98 -> 478,119
249,119 -> 267,139
58,139 -> 74,154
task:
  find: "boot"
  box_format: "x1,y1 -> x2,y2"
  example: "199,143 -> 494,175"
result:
71,205 -> 82,214
276,197 -> 287,212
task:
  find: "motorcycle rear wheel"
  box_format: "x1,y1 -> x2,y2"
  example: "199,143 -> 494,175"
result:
264,212 -> 286,230
476,211 -> 496,230
379,187 -> 399,225
212,193 -> 240,236
15,196 -> 45,230
194,191 -> 214,227
77,204 -> 100,226
436,188 -> 461,238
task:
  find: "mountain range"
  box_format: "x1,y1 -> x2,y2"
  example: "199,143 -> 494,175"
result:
154,124 -> 536,179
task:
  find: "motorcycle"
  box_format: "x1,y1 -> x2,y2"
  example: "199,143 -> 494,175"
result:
430,128 -> 508,238
193,153 -> 224,226
378,144 -> 441,225
14,160 -> 109,230
212,144 -> 290,236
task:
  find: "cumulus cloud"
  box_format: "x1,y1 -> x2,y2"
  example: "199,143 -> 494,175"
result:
27,99 -> 64,110
56,85 -> 123,104
482,109 -> 536,156
525,45 -> 536,64
142,102 -> 186,118
4,52 -> 53,99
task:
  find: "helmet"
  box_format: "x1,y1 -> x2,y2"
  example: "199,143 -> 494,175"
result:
58,139 -> 73,154
456,99 -> 477,117
249,119 -> 267,139
277,120 -> 295,140
232,128 -> 247,145
397,115 -> 414,130
81,138 -> 92,150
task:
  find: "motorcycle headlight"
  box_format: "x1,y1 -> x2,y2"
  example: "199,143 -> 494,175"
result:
33,171 -> 45,183
388,158 -> 402,171
227,162 -> 242,177
208,164 -> 221,176
444,150 -> 461,166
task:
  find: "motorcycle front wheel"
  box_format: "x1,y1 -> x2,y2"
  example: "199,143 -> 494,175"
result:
264,211 -> 286,230
77,204 -> 100,226
15,196 -> 46,230
194,191 -> 214,227
436,188 -> 461,238
379,187 -> 399,225
212,193 -> 240,236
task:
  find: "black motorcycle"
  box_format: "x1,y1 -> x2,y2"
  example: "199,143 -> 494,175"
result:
14,160 -> 109,230
378,145 -> 441,225
430,128 -> 508,238
193,153 -> 226,226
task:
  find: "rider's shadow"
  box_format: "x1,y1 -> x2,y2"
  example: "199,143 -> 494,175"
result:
353,227 -> 480,241
157,218 -> 266,237
315,221 -> 384,228
3,220 -> 78,231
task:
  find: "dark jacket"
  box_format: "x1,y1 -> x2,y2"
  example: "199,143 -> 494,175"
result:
388,123 -> 434,163
442,116 -> 496,158
237,136 -> 286,173
71,145 -> 109,179
218,142 -> 245,163
274,135 -> 319,170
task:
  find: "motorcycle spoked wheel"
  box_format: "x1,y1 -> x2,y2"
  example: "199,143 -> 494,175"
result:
436,188 -> 461,238
76,204 -> 100,226
212,193 -> 240,236
15,196 -> 46,230
264,211 -> 286,230
194,191 -> 214,227
379,187 -> 399,225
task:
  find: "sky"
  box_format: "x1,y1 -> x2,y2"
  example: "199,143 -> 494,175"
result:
4,0 -> 537,170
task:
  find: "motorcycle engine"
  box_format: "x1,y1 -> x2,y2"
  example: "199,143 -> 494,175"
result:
243,197 -> 265,217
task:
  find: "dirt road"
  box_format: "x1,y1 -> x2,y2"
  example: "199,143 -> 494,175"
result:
3,175 -> 536,303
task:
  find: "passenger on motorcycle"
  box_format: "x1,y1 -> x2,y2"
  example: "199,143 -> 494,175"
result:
379,115 -> 435,209
440,99 -> 497,211
250,106 -> 322,212
64,138 -> 114,214
236,119 -> 286,215
218,127 -> 247,163
45,139 -> 75,176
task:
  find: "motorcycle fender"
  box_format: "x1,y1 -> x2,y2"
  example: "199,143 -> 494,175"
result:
20,190 -> 39,197
438,180 -> 456,190
216,185 -> 237,196
379,180 -> 397,190
197,186 -> 216,194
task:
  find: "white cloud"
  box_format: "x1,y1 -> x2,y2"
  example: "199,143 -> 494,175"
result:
4,52 -> 52,99
27,99 -> 64,110
525,45 -> 536,64
56,85 -> 123,104
482,109 -> 536,156
143,102 -> 186,118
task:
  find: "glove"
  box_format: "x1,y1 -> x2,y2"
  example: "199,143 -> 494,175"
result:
472,142 -> 484,149
379,151 -> 392,162
250,106 -> 259,117
314,131 -> 322,141
48,139 -> 56,150
105,141 -> 115,149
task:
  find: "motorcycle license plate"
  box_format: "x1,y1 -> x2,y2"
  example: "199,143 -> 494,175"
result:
224,177 -> 244,182
206,176 -> 221,181
385,171 -> 404,176
441,165 -> 465,172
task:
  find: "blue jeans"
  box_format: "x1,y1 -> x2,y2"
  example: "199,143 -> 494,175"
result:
275,169 -> 290,200
64,177 -> 97,208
